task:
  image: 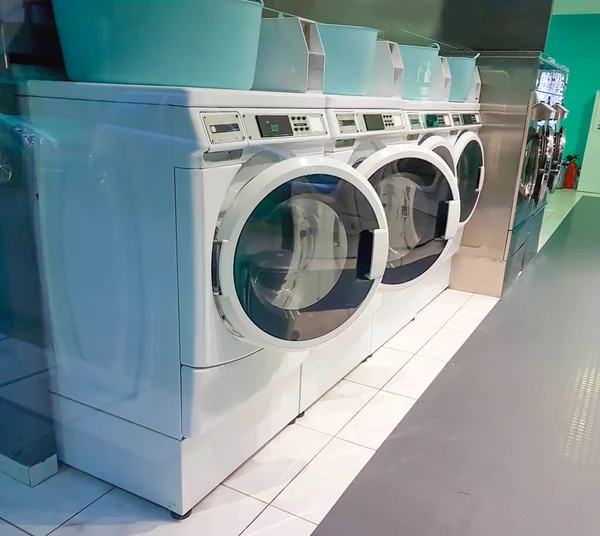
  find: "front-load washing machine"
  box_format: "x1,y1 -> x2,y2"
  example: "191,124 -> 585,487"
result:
447,109 -> 485,228
406,107 -> 485,257
298,95 -> 460,402
19,81 -> 389,516
365,105 -> 484,353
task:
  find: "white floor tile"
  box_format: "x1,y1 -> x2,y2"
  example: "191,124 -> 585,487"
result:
541,215 -> 563,234
435,289 -> 473,306
273,438 -> 374,524
51,485 -> 265,536
383,355 -> 446,400
418,328 -> 471,362
416,300 -> 463,326
225,425 -> 330,503
338,391 -> 415,449
0,465 -> 112,536
445,306 -> 490,333
241,506 -> 315,536
0,519 -> 27,535
385,320 -> 440,354
464,294 -> 500,314
345,347 -> 413,389
297,380 -> 377,436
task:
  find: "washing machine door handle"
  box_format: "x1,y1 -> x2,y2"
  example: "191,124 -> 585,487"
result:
365,228 -> 388,280
477,165 -> 485,192
444,200 -> 460,240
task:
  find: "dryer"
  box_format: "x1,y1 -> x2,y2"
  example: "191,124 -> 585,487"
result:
19,81 -> 389,516
448,110 -> 485,228
400,105 -> 485,262
321,95 -> 461,363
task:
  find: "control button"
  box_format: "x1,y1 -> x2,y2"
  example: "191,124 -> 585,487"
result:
294,128 -> 298,131
302,116 -> 307,120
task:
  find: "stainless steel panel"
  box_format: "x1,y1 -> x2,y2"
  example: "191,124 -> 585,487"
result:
507,218 -> 529,258
264,0 -> 553,51
450,254 -> 504,298
503,240 -> 527,292
460,104 -> 527,262
456,53 -> 568,296
525,206 -> 545,266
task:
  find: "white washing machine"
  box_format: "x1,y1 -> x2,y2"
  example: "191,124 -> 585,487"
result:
403,106 -> 485,258
19,81 -> 389,516
365,102 -> 483,353
298,95 -> 460,406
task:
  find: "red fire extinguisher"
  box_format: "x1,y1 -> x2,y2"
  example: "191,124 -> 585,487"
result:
564,154 -> 580,190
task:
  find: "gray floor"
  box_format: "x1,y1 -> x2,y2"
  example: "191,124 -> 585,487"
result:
315,196 -> 600,536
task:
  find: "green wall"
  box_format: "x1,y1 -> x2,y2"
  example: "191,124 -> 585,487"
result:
546,14 -> 600,158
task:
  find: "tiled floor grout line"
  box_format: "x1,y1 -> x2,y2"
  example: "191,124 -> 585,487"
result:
254,390 -> 384,530
266,503 -> 319,527
0,516 -> 32,536
261,429 -> 335,507
236,501 -> 269,536
328,435 -> 378,452
341,350 -> 417,390
335,392 -> 417,447
221,418 -> 338,532
46,485 -> 115,535
220,483 -> 269,505
379,388 -> 418,399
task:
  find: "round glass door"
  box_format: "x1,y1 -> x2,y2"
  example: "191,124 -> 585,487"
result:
454,133 -> 485,224
357,146 -> 459,287
548,127 -> 565,193
552,127 -> 565,170
520,128 -> 542,202
215,156 -> 388,349
533,126 -> 553,206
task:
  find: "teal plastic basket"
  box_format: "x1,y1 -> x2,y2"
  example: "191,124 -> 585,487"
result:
51,0 -> 264,89
317,23 -> 378,96
398,43 -> 440,100
447,55 -> 479,102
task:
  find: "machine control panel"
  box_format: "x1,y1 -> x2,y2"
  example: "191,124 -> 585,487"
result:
356,112 -> 404,132
461,113 -> 481,125
423,113 -> 452,128
336,113 -> 359,134
202,113 -> 245,144
244,112 -> 327,141
407,113 -> 423,130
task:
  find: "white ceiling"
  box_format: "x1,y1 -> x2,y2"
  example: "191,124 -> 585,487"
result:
553,0 -> 600,14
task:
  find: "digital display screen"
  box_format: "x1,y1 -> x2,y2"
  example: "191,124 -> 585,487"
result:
340,119 -> 356,127
211,123 -> 240,134
425,115 -> 442,128
256,115 -> 293,138
462,114 -> 477,125
364,114 -> 385,131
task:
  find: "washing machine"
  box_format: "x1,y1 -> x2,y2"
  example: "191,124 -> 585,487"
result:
402,106 -> 485,228
297,95 -> 460,403
18,81 -> 389,516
